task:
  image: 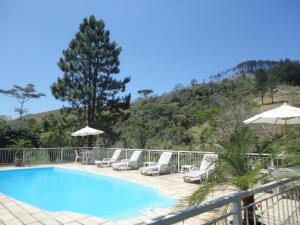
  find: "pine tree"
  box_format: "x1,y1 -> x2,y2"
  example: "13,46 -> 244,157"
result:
51,16 -> 130,145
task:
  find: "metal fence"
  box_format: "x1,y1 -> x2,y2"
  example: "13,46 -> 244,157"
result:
144,177 -> 300,225
0,147 -> 299,224
0,147 -> 77,165
0,147 -> 290,171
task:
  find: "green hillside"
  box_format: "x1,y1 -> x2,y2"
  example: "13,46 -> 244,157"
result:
113,76 -> 300,151
1,59 -> 300,155
21,77 -> 300,153
25,109 -> 62,121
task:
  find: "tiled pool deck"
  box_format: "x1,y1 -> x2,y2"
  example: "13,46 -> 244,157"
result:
0,164 -> 235,225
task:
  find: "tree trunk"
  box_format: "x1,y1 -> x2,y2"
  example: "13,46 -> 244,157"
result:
91,63 -> 98,125
87,72 -> 98,148
261,92 -> 264,105
87,136 -> 93,148
271,89 -> 274,104
87,73 -> 93,147
20,101 -> 24,119
242,195 -> 263,225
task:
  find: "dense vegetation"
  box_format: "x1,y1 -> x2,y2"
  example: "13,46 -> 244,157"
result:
114,58 -> 300,153
0,59 -> 300,155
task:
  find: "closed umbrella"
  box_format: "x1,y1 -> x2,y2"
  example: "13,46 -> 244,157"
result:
244,103 -> 300,144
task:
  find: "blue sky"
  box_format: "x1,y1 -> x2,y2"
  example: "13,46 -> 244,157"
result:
0,0 -> 299,118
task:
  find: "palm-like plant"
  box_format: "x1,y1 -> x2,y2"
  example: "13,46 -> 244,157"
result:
9,139 -> 32,167
189,126 -> 265,224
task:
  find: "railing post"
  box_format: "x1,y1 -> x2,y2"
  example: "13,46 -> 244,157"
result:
125,148 -> 128,159
177,151 -> 180,172
148,150 -> 151,162
231,198 -> 242,225
22,148 -> 26,165
60,148 -> 64,163
270,157 -> 274,168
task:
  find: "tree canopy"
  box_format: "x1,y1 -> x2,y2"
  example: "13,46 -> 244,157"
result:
137,89 -> 153,98
0,84 -> 45,119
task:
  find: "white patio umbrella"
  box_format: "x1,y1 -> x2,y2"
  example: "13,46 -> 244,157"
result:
71,126 -> 104,137
244,103 -> 300,144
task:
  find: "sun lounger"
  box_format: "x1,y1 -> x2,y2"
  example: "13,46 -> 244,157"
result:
112,150 -> 142,171
95,149 -> 122,167
183,153 -> 218,183
140,152 -> 172,175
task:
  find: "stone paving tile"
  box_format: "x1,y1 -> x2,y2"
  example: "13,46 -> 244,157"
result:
124,218 -> 144,224
61,212 -> 86,221
11,210 -> 30,218
0,209 -> 10,216
6,205 -> 24,213
40,218 -> 61,225
64,222 -> 82,225
101,222 -> 117,225
23,207 -> 42,214
0,199 -> 13,204
89,216 -> 107,223
137,216 -> 154,223
1,212 -> 15,221
2,218 -> 23,225
17,215 -> 37,224
76,217 -> 100,225
3,203 -> 16,208
54,216 -> 74,224
114,220 -> 132,225
32,212 -> 51,221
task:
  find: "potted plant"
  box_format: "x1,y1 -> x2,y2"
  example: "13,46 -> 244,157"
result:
10,139 -> 31,167
14,149 -> 24,167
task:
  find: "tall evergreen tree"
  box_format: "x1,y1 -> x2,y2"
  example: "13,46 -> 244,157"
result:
51,16 -> 130,145
254,69 -> 268,104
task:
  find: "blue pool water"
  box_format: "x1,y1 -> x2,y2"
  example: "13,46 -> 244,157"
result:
0,167 -> 176,220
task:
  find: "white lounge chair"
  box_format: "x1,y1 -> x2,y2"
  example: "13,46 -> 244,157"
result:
183,153 -> 218,183
82,150 -> 95,164
74,150 -> 84,163
112,150 -> 142,171
95,149 -> 122,167
140,152 -> 172,175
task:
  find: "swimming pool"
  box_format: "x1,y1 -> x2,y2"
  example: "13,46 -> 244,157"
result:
0,167 -> 176,220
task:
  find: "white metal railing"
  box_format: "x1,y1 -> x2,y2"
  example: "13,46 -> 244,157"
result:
142,177 -> 300,225
0,147 -> 291,171
0,147 -> 299,224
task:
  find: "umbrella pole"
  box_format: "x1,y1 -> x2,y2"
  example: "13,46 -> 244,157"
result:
285,120 -> 288,145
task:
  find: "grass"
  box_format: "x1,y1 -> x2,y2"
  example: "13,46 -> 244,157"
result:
253,84 -> 300,112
